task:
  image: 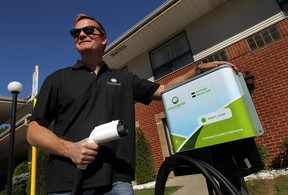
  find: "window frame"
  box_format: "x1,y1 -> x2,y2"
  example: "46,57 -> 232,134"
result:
246,25 -> 282,52
149,32 -> 193,79
201,50 -> 229,63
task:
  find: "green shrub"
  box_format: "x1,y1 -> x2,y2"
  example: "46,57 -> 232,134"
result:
0,184 -> 27,195
13,161 -> 29,176
281,138 -> 288,149
280,138 -> 288,168
0,161 -> 29,194
257,144 -> 269,167
135,127 -> 156,184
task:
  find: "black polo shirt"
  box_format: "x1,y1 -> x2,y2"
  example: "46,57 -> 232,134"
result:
30,60 -> 160,193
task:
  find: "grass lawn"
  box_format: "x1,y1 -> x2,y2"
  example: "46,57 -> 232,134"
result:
246,174 -> 288,195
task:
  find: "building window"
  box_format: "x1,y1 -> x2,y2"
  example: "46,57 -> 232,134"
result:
276,0 -> 288,15
246,25 -> 282,51
150,32 -> 193,79
201,50 -> 229,63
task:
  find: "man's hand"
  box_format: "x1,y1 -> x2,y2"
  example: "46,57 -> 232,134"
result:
67,138 -> 100,165
198,61 -> 239,73
27,120 -> 101,165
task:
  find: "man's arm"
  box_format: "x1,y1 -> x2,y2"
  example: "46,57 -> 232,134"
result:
27,119 -> 100,165
152,61 -> 238,99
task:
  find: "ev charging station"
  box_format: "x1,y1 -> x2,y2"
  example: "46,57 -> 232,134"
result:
155,65 -> 264,194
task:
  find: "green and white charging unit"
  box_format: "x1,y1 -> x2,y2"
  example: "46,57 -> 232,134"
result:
161,64 -> 264,154
157,65 -> 264,194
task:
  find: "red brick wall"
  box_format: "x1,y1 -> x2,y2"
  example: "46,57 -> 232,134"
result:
135,18 -> 288,170
228,18 -> 288,167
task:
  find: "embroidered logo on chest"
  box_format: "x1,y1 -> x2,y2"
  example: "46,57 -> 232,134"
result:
107,77 -> 122,86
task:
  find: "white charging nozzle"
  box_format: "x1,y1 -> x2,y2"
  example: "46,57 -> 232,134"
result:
88,120 -> 128,143
77,120 -> 128,170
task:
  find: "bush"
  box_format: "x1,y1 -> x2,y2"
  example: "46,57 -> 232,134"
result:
0,184 -> 27,195
281,138 -> 288,149
271,138 -> 288,168
135,127 -> 156,184
257,144 -> 269,167
0,161 -> 29,195
13,161 -> 29,176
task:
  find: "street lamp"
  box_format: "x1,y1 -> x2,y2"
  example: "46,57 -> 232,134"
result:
6,81 -> 23,195
244,71 -> 255,95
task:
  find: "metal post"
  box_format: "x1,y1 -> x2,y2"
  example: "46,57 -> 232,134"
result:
6,81 -> 23,195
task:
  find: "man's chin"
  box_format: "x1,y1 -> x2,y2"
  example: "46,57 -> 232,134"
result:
77,46 -> 91,52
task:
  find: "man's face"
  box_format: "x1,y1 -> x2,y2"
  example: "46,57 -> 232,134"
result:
73,19 -> 107,54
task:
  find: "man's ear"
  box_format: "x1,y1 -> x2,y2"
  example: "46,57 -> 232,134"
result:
102,35 -> 107,45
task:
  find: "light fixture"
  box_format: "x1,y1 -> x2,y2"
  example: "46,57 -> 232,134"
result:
6,81 -> 23,195
244,71 -> 255,94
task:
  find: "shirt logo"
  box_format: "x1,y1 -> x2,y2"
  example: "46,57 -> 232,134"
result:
107,77 -> 122,86
111,78 -> 117,83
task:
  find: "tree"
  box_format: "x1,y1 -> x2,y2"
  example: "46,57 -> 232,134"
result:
135,127 -> 156,184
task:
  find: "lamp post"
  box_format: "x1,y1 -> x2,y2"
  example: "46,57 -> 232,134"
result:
244,71 -> 255,95
6,81 -> 23,195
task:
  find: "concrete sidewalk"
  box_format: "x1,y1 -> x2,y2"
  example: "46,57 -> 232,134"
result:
165,174 -> 209,195
133,173 -> 209,194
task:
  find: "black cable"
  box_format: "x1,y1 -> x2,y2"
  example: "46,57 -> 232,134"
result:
173,155 -> 223,195
72,168 -> 84,195
155,154 -> 242,195
179,155 -> 241,195
155,154 -> 222,195
154,159 -> 174,195
199,160 -> 241,195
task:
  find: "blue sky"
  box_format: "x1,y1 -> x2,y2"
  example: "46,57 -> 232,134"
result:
0,0 -> 165,98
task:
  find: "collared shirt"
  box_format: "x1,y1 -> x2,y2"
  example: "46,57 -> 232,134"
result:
30,60 -> 160,193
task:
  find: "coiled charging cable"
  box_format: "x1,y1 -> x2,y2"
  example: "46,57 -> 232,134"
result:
155,154 -> 241,195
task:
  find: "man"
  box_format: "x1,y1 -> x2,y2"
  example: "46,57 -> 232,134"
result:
27,14 -> 238,194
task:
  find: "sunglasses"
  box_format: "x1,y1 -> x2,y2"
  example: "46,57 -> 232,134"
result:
70,26 -> 101,38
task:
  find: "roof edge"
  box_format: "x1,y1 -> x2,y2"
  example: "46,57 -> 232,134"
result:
104,0 -> 180,54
